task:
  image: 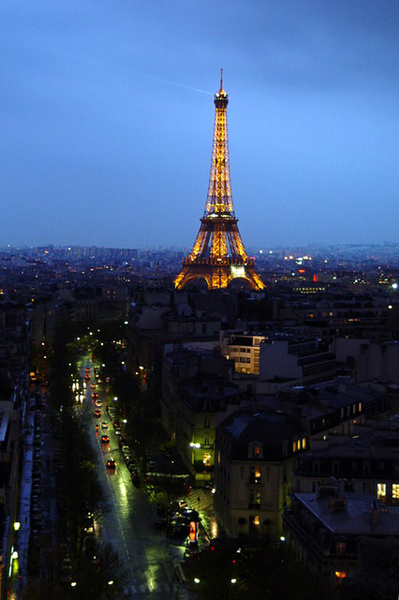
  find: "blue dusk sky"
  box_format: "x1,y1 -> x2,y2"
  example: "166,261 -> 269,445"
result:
1,0 -> 399,250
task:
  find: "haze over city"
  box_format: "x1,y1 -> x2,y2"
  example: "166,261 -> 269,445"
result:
2,0 -> 399,249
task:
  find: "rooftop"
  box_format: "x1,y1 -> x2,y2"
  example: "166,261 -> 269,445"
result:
296,492 -> 399,536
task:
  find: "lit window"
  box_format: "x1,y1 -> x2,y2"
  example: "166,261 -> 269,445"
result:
377,483 -> 386,500
302,437 -> 306,449
254,445 -> 260,457
203,453 -> 210,467
393,484 -> 399,499
293,441 -> 297,452
254,515 -> 260,526
250,466 -> 261,482
358,402 -> 362,412
297,439 -> 301,450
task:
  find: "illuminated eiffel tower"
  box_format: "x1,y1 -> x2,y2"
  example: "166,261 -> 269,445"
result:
174,73 -> 265,291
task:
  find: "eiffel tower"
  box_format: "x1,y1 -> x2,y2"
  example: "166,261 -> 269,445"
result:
174,73 -> 265,291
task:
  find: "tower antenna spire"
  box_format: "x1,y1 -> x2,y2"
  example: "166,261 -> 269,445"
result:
220,68 -> 223,91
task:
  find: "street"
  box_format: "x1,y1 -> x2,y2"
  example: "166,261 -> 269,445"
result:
81,360 -> 190,599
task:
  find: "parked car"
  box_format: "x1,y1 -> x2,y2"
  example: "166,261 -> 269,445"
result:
131,472 -> 141,486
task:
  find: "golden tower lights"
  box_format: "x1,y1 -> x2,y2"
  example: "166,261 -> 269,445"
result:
174,73 -> 265,291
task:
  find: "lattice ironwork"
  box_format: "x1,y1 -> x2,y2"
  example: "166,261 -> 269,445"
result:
174,72 -> 265,291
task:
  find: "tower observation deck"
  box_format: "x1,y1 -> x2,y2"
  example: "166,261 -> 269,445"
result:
174,73 -> 265,291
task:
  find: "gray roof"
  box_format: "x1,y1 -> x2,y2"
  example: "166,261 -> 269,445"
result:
296,492 -> 399,535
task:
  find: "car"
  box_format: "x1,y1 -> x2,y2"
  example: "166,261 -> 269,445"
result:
121,445 -> 130,455
95,400 -> 102,408
154,515 -> 167,529
107,459 -> 116,469
114,428 -> 122,436
92,392 -> 99,400
171,523 -> 190,539
94,410 -> 101,418
131,472 -> 141,485
101,435 -> 110,444
101,421 -> 108,429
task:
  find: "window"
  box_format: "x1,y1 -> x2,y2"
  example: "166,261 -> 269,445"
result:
254,445 -> 260,457
293,441 -> 297,452
249,491 -> 261,507
250,466 -> 261,483
377,483 -> 386,500
302,437 -> 306,449
392,484 -> 399,500
335,571 -> 347,584
253,515 -> 260,526
204,417 -> 210,427
336,541 -> 346,555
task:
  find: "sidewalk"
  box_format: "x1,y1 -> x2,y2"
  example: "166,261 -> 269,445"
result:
183,486 -> 222,542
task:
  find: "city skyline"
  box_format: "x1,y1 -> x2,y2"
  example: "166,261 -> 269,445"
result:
2,1 -> 399,250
